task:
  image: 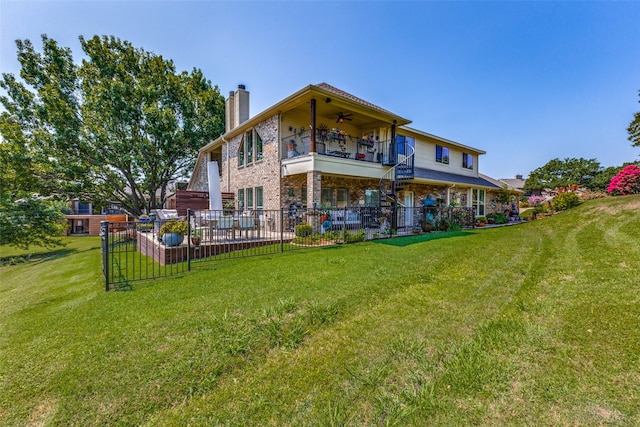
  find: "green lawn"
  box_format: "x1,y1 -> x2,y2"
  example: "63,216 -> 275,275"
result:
1,195 -> 639,426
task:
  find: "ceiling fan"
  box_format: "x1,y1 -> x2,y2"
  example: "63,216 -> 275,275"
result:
336,112 -> 353,123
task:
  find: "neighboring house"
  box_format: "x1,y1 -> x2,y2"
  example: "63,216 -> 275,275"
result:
499,174 -> 526,193
188,83 -> 512,224
65,199 -> 126,235
480,174 -> 525,212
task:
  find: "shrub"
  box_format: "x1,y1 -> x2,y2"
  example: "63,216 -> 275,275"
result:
159,219 -> 188,235
295,223 -> 313,237
607,164 -> 640,195
551,192 -> 581,211
343,229 -> 366,243
493,212 -> 509,224
528,195 -> 545,206
292,232 -> 326,245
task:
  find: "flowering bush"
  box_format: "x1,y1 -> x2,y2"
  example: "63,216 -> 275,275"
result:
607,165 -> 640,195
528,195 -> 545,206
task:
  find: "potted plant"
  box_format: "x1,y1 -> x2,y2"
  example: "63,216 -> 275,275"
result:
420,219 -> 434,233
223,199 -> 235,215
475,216 -> 487,227
159,219 -> 188,247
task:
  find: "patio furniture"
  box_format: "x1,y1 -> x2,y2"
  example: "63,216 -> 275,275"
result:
331,210 -> 360,230
216,215 -> 235,239
238,215 -> 258,238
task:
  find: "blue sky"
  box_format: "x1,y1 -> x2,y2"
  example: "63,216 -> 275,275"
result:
2,0 -> 639,179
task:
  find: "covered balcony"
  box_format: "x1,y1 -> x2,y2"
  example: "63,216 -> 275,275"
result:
276,83 -> 411,166
281,129 -> 398,165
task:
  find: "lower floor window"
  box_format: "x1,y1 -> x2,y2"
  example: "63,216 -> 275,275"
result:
301,184 -> 307,207
321,188 -> 333,207
337,188 -> 348,208
365,189 -> 379,207
238,186 -> 263,210
472,189 -> 485,216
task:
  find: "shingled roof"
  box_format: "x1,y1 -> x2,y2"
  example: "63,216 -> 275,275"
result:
414,168 -> 501,188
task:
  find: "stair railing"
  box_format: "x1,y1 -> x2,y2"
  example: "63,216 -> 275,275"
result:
379,143 -> 415,205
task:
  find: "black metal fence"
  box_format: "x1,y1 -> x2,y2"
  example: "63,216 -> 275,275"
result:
100,206 -> 474,290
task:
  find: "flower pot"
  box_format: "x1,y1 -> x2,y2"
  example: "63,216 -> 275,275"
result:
191,237 -> 201,246
421,222 -> 434,233
162,233 -> 184,247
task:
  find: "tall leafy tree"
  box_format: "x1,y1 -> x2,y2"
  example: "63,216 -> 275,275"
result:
1,35 -> 225,216
629,90 -> 640,148
524,158 -> 603,192
0,196 -> 68,249
1,37 -> 86,198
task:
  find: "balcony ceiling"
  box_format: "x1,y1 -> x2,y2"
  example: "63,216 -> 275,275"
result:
293,102 -> 394,129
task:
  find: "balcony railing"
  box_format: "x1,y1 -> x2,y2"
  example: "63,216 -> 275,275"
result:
282,129 -> 397,164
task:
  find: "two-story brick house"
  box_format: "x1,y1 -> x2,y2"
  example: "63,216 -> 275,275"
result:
188,83 -> 511,227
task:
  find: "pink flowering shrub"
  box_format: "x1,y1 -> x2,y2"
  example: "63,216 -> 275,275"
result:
607,165 -> 640,195
528,195 -> 545,206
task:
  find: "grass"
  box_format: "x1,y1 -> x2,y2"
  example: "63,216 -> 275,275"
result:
1,195 -> 639,426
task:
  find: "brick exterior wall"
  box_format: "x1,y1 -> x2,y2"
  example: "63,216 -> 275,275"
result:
225,115 -> 280,210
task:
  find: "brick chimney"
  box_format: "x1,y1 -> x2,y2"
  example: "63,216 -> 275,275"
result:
515,174 -> 523,180
225,84 -> 249,132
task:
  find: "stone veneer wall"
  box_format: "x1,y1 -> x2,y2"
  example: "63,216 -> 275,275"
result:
279,175 -> 461,210
190,157 -> 209,192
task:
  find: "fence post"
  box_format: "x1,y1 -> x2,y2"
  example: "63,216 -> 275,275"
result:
100,221 -> 110,292
187,208 -> 191,272
391,202 -> 397,234
280,208 -> 284,253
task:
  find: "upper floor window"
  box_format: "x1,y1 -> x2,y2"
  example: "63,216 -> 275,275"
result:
238,138 -> 245,167
238,129 -> 263,167
256,132 -> 263,161
246,131 -> 253,164
436,145 -> 449,164
463,153 -> 474,170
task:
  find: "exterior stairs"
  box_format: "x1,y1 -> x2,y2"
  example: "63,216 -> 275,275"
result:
379,144 -> 415,208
